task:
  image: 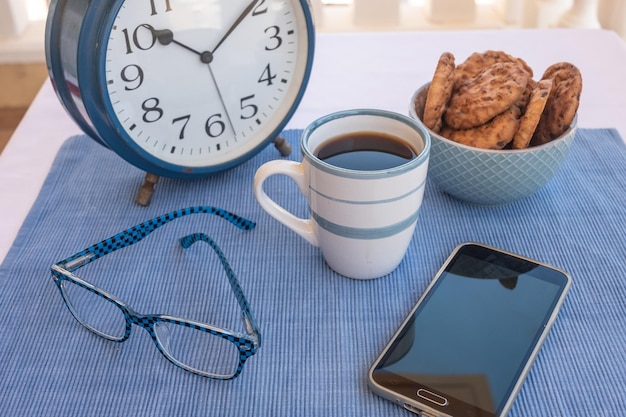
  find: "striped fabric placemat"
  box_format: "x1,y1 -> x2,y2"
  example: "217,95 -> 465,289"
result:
1,128 -> 625,416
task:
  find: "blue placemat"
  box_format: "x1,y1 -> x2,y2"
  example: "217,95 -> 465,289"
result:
1,129 -> 626,416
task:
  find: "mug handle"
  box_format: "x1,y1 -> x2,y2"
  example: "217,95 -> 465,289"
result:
253,160 -> 319,247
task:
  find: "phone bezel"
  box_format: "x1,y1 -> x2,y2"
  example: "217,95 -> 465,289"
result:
368,242 -> 571,417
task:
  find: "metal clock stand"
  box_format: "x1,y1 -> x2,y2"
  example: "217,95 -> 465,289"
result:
135,137 -> 292,206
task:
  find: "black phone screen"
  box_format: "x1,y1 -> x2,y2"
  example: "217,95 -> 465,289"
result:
370,243 -> 570,417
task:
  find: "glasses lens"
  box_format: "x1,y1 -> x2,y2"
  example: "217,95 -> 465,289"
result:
61,280 -> 127,340
155,321 -> 242,378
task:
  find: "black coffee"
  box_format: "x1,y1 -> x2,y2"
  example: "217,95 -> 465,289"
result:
315,132 -> 418,171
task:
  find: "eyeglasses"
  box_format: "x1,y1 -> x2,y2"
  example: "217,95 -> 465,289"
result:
51,206 -> 260,379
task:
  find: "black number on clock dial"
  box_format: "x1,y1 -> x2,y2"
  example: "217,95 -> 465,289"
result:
172,115 -> 191,140
142,98 -> 164,123
150,0 -> 172,16
240,95 -> 259,120
258,64 -> 276,86
252,0 -> 268,16
120,65 -> 144,91
264,26 -> 283,51
206,114 -> 226,138
122,25 -> 156,54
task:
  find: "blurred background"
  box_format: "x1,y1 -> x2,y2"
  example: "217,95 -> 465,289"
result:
1,0 -> 624,153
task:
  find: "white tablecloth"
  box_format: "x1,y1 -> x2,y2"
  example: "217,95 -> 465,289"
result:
1,28 -> 625,263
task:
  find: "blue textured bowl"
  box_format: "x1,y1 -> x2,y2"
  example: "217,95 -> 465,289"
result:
410,83 -> 576,205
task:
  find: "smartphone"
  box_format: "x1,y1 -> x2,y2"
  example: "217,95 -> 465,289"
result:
368,242 -> 571,417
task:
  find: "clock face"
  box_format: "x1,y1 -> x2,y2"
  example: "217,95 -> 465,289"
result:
102,0 -> 312,172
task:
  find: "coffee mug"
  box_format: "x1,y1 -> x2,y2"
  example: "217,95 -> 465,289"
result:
253,109 -> 431,279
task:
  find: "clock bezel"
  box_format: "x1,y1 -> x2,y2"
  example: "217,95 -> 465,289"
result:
45,0 -> 107,147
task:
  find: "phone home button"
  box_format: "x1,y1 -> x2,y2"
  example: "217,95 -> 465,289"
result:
416,389 -> 449,407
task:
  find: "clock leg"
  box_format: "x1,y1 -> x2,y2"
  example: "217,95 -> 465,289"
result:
273,136 -> 292,157
135,172 -> 160,206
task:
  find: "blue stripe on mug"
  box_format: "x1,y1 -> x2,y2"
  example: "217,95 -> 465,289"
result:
309,178 -> 427,205
311,209 -> 421,240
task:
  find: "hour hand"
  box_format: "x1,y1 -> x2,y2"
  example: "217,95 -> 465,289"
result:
143,25 -> 214,64
151,27 -> 174,45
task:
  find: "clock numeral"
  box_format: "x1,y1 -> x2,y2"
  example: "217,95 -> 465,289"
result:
122,25 -> 156,55
120,65 -> 144,91
264,26 -> 283,51
258,64 -> 276,86
252,0 -> 268,16
173,115 -> 191,140
240,95 -> 259,120
206,114 -> 226,138
142,98 -> 164,123
150,0 -> 172,16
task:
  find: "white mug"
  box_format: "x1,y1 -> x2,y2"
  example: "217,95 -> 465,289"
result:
254,109 -> 430,279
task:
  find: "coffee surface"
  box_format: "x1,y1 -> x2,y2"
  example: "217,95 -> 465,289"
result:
316,132 -> 417,171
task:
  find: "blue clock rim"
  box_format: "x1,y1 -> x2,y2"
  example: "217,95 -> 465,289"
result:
44,0 -> 108,148
65,0 -> 316,179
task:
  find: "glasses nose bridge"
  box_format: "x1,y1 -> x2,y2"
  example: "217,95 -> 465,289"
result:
128,313 -> 159,335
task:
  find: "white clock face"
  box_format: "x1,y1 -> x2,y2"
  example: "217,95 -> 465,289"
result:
104,0 -> 310,169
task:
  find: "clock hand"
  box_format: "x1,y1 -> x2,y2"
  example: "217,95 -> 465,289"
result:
145,25 -> 214,64
208,66 -> 237,139
146,0 -> 259,66
211,0 -> 259,54
143,25 -> 235,136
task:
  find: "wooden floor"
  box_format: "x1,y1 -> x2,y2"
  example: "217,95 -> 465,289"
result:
0,63 -> 48,154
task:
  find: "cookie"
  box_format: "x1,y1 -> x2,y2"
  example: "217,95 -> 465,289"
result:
442,105 -> 522,150
453,50 -> 534,91
511,79 -> 552,149
515,78 -> 537,113
531,62 -> 582,146
423,52 -> 455,133
444,62 -> 529,130
541,62 -> 580,85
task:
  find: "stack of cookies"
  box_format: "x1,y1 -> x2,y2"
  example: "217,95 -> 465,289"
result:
421,50 -> 582,150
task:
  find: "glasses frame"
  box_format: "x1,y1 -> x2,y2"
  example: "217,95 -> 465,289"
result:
51,206 -> 261,379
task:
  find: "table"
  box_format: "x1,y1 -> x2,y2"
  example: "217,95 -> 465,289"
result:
2,28 -> 626,263
1,29 -> 626,417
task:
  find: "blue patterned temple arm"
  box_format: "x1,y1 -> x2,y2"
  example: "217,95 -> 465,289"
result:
56,206 -> 256,272
179,233 -> 261,346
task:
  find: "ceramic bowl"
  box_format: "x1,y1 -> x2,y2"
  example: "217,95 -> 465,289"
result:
410,83 -> 577,205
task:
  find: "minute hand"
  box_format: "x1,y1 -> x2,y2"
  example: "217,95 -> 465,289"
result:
211,0 -> 260,54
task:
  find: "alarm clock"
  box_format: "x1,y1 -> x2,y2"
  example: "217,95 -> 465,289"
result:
45,0 -> 315,180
